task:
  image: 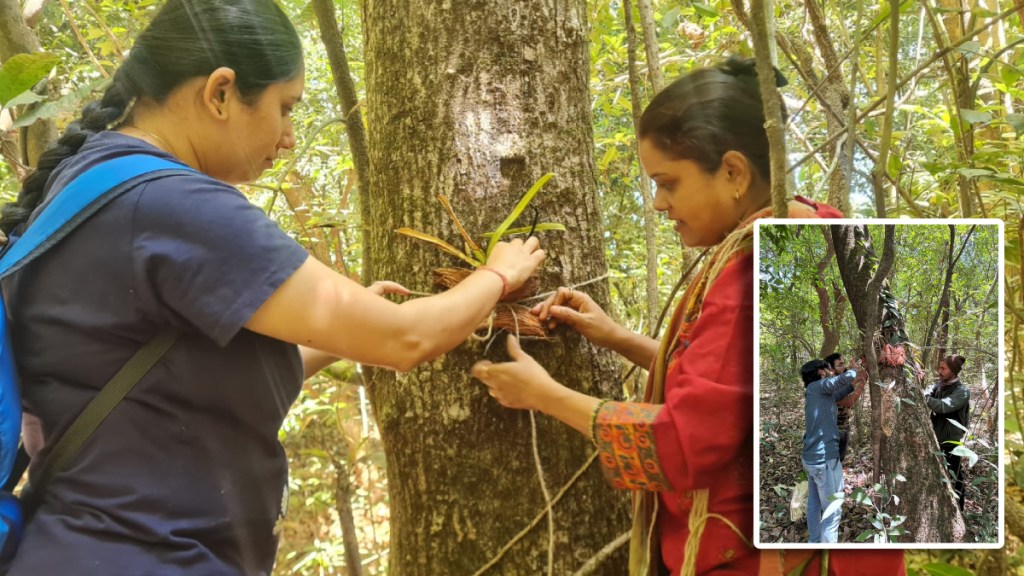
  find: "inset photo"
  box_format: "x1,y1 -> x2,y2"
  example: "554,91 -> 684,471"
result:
754,220 -> 1003,548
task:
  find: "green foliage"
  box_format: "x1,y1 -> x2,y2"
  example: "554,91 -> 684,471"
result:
12,77 -> 109,130
919,564 -> 974,576
849,475 -> 909,543
0,52 -> 59,108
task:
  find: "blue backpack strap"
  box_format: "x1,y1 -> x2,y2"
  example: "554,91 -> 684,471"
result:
0,154 -> 194,487
0,154 -> 194,279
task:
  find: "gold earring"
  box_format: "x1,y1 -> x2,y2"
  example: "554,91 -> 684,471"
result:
734,188 -> 741,200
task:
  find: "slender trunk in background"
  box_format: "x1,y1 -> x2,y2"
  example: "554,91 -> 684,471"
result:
870,0 -> 899,218
312,0 -> 373,281
623,0 -> 660,331
635,0 -> 664,92
748,0 -> 788,218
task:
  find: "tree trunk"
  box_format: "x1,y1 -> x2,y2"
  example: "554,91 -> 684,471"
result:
814,227 -> 843,357
334,450 -> 365,576
923,225 -> 976,368
634,0 -> 663,93
875,363 -> 965,542
364,1 -> 629,573
802,0 -> 853,215
831,224 -> 965,543
311,0 -> 372,280
869,0 -> 900,218
748,0 -> 788,218
923,226 -> 955,369
0,0 -> 57,169
623,0 -> 659,331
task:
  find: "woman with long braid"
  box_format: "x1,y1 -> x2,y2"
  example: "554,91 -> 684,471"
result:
0,1 -> 543,573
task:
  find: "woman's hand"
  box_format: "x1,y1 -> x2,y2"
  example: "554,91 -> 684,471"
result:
485,237 -> 546,293
367,280 -> 412,297
471,335 -> 564,411
531,287 -> 620,347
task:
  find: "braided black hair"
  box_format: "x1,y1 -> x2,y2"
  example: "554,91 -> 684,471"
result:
637,55 -> 789,184
0,0 -> 303,236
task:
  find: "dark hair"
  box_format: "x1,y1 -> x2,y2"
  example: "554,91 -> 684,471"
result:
638,55 -> 788,184
823,352 -> 842,371
801,359 -> 828,385
0,0 -> 303,236
942,354 -> 966,376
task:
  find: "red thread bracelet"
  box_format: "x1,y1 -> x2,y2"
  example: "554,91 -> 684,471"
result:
478,266 -> 509,299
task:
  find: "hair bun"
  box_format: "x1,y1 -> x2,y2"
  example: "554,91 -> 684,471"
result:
720,55 -> 789,88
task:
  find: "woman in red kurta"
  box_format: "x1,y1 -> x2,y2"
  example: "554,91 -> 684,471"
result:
472,57 -> 906,576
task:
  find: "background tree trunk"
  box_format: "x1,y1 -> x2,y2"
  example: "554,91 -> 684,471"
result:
923,225 -> 976,368
814,227 -> 844,357
364,1 -> 629,573
622,0 -> 659,331
312,0 -> 372,281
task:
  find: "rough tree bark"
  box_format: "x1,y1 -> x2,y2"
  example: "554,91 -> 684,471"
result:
364,1 -> 629,573
0,0 -> 57,169
831,224 -> 965,543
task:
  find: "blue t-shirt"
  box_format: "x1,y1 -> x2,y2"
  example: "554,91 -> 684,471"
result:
801,370 -> 856,465
3,132 -> 310,575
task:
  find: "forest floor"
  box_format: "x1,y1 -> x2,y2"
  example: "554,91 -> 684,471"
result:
758,391 -> 999,545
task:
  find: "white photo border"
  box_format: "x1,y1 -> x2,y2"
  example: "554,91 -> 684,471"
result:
752,217 -> 1005,550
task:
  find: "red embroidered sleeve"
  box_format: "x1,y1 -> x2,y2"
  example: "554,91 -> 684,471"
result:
593,401 -> 672,491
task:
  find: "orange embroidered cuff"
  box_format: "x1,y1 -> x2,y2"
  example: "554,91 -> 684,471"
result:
593,401 -> 672,491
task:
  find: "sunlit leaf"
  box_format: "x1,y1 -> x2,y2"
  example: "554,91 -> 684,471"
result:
692,2 -> 718,18
821,493 -> 844,520
436,194 -> 482,254
959,108 -> 992,125
0,52 -> 59,108
950,445 -> 979,468
12,76 -> 109,129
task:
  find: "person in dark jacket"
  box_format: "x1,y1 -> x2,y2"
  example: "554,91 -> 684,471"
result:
925,354 -> 970,512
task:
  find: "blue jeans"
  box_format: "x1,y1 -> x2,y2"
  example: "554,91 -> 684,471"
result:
802,457 -> 843,543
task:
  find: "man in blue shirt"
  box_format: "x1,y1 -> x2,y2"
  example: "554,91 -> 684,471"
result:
825,352 -> 865,463
800,358 -> 866,543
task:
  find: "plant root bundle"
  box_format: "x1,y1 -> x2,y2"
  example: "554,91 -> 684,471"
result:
433,267 -> 539,302
432,267 -> 547,338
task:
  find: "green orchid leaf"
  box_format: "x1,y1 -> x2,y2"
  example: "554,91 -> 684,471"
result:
480,223 -> 566,239
485,172 -> 554,259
